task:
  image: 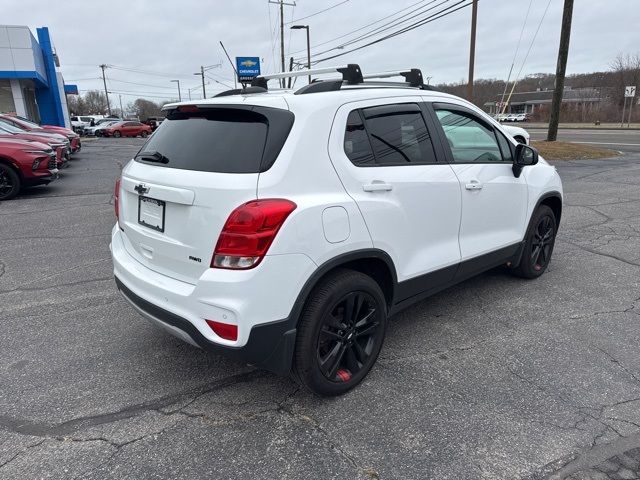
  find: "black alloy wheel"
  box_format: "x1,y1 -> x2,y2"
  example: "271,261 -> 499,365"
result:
293,269 -> 387,396
0,164 -> 20,201
531,214 -> 555,272
113,130 -> 121,138
317,290 -> 382,383
511,205 -> 557,279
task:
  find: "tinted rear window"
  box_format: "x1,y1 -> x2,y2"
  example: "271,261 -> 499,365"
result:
136,106 -> 294,173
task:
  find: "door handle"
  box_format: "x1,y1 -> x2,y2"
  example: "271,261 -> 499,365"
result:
363,182 -> 393,192
465,180 -> 483,191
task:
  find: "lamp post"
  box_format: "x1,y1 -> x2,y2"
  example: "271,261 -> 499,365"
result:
170,80 -> 182,101
194,64 -> 222,99
290,25 -> 311,84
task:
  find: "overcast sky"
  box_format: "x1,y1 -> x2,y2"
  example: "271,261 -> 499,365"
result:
5,0 -> 639,103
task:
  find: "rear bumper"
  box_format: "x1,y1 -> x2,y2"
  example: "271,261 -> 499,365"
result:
115,277 -> 296,374
111,226 -> 317,374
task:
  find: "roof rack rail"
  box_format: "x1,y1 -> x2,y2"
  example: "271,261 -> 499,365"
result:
362,68 -> 424,87
251,64 -> 363,89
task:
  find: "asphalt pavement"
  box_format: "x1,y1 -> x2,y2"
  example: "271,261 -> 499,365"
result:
1,138 -> 640,479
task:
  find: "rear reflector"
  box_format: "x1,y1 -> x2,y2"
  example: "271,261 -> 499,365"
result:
206,320 -> 238,341
212,199 -> 296,270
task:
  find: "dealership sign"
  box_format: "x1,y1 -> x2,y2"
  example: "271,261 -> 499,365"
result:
236,57 -> 261,83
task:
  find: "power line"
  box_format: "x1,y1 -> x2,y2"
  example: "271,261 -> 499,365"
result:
499,0 -> 534,108
285,0 -> 350,24
501,0 -> 553,112
107,78 -> 177,90
288,0 -> 430,56
311,0 -> 473,64
300,0 -> 444,61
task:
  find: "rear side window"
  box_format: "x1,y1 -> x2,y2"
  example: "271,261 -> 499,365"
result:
344,104 -> 438,166
344,111 -> 375,166
136,106 -> 294,173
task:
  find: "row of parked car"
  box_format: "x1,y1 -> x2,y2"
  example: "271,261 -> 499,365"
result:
0,114 -> 81,201
71,115 -> 158,137
494,113 -> 531,122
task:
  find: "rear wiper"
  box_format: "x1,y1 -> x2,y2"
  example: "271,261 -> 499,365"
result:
135,150 -> 169,164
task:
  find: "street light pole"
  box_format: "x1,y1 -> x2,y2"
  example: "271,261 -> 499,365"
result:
170,80 -> 182,101
291,25 -> 311,84
119,94 -> 123,118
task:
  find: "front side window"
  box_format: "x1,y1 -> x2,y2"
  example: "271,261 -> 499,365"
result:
343,104 -> 438,166
435,108 -> 505,163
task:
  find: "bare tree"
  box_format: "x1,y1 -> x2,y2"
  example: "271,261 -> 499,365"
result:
82,90 -> 109,114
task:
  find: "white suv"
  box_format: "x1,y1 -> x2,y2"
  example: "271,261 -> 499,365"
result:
111,66 -> 562,396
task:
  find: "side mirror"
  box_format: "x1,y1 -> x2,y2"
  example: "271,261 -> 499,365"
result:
513,143 -> 539,177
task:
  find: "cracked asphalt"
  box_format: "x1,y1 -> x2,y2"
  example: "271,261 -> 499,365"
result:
1,137 -> 640,479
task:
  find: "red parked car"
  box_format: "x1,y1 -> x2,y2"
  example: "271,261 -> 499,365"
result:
0,122 -> 69,169
0,114 -> 81,153
102,121 -> 152,138
0,137 -> 58,201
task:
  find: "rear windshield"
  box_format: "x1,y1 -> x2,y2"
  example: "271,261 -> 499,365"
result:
135,106 -> 294,173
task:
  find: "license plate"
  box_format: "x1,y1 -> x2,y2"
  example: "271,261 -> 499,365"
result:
138,196 -> 165,232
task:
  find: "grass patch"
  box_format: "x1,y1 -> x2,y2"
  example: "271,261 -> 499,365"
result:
531,140 -> 620,160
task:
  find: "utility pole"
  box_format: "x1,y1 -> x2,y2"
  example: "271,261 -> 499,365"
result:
269,0 -> 296,87
99,64 -> 111,116
118,94 -> 123,118
201,66 -> 206,98
547,0 -> 574,142
467,0 -> 478,102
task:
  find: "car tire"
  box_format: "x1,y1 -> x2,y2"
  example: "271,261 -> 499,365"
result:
511,205 -> 557,279
113,131 -> 121,138
292,269 -> 388,396
0,163 -> 20,201
141,131 -> 148,138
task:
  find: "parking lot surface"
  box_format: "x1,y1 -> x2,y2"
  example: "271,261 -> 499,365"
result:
1,138 -> 640,479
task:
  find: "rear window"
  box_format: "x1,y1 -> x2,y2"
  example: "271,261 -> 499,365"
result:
136,106 -> 294,173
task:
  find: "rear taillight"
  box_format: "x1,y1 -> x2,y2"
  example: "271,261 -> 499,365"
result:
206,320 -> 238,341
114,178 -> 122,230
212,199 -> 297,270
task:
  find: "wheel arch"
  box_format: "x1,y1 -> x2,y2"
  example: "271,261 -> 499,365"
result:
0,156 -> 22,179
288,249 -> 397,328
537,191 -> 562,227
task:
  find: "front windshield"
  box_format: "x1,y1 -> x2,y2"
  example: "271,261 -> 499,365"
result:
13,115 -> 41,128
0,119 -> 26,133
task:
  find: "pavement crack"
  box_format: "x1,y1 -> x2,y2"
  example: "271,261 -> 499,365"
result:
0,439 -> 46,470
564,240 -> 640,267
595,346 -> 640,385
0,370 -> 268,439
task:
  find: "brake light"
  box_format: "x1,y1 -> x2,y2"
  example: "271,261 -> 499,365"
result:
114,178 -> 122,230
206,320 -> 238,341
212,199 -> 297,270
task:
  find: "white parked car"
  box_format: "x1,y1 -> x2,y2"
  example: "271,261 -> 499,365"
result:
70,115 -> 94,132
111,66 -> 562,395
502,124 -> 530,145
